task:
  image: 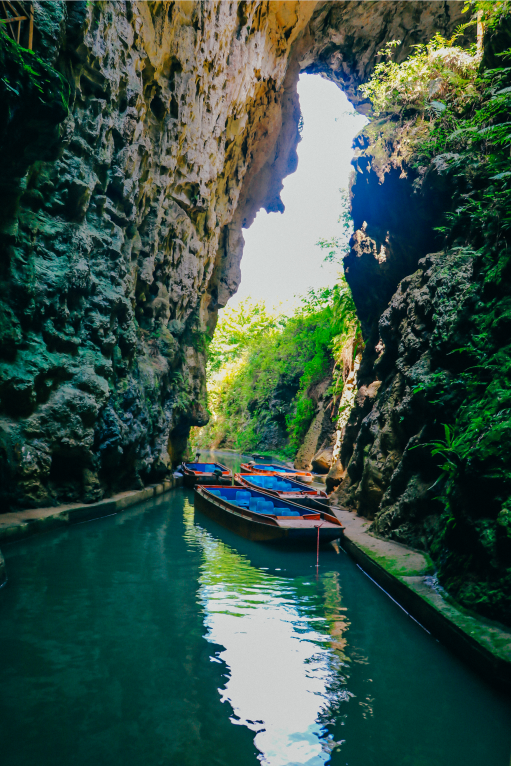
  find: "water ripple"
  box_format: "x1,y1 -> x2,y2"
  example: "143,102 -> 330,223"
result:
184,500 -> 351,765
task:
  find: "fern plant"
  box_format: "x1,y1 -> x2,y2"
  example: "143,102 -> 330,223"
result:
360,35 -> 479,116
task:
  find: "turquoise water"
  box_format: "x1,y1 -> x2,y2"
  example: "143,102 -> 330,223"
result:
0,469 -> 510,765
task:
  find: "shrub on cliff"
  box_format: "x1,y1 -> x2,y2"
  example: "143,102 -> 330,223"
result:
360,7 -> 511,623
0,26 -> 70,236
0,26 -> 69,133
360,35 -> 479,116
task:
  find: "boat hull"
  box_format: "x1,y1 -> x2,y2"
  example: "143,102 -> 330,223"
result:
181,462 -> 231,488
183,473 -> 231,488
281,495 -> 329,512
194,488 -> 342,545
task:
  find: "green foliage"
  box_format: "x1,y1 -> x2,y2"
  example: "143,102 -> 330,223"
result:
364,21 -> 511,621
197,274 -> 360,457
287,398 -> 315,445
286,279 -> 360,449
169,371 -> 193,415
316,190 -> 353,264
417,58 -> 511,531
0,26 -> 70,116
412,424 -> 469,490
360,35 -> 479,116
207,299 -> 283,374
463,1 -> 511,30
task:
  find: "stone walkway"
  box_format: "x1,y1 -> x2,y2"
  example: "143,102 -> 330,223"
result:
331,505 -> 511,690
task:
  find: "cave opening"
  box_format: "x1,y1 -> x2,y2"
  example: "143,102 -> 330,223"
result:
195,74 -> 367,467
238,74 -> 367,311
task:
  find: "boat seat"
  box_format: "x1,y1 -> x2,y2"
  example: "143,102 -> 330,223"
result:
235,490 -> 251,508
249,499 -> 274,514
209,489 -> 222,497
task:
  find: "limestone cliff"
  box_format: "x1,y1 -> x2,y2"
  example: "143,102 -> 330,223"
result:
0,0 -> 315,507
0,1 -> 465,511
332,18 -> 511,624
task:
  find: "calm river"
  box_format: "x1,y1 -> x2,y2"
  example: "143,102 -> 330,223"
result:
1,451 -> 510,766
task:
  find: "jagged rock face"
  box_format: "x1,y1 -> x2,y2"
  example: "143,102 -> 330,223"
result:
335,247 -> 511,620
294,372 -> 337,472
303,1 -> 468,109
337,248 -> 477,524
332,59 -> 511,622
0,0 -> 314,508
332,112 -> 461,521
0,0 -> 465,509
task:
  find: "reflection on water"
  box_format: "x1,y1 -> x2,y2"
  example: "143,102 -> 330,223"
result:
1,487 -> 510,766
184,499 -> 351,765
184,494 -> 511,766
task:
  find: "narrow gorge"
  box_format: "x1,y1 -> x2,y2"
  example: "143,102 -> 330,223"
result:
1,0 -> 510,628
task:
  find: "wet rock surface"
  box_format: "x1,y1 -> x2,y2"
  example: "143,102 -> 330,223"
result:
333,114 -> 511,622
0,0 -> 315,508
0,1 -> 464,511
337,249 -> 477,529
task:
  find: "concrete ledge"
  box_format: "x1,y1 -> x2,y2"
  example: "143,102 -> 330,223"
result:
333,507 -> 511,691
0,475 -> 183,546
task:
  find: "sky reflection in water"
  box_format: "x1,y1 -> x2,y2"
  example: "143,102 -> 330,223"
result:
183,500 -> 350,765
1,487 -> 509,766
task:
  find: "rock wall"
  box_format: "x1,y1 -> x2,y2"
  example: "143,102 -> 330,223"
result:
0,0 -> 314,508
331,18 -> 511,624
294,372 -> 336,472
0,1 -> 465,510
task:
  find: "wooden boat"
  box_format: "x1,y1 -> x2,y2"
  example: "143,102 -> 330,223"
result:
194,484 -> 343,545
234,473 -> 329,512
181,462 -> 231,488
240,462 -> 313,483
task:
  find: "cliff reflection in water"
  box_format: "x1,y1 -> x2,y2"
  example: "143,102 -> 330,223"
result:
183,500 -> 350,765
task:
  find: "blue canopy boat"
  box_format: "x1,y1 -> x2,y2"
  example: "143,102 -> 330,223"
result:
234,473 -> 329,512
193,485 -> 343,545
240,462 -> 313,483
181,462 -> 231,487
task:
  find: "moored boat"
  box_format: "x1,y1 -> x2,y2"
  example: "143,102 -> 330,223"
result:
193,484 -> 343,545
240,462 -> 313,483
181,462 -> 231,487
234,473 -> 329,512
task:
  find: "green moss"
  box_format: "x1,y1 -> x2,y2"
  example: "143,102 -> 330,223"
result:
362,19 -> 511,623
0,26 -> 70,118
357,543 -> 433,578
0,305 -> 22,358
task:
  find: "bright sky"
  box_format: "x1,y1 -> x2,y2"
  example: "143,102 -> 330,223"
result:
230,73 -> 367,313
